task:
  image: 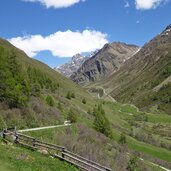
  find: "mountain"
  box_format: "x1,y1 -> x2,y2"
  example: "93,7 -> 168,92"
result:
95,24 -> 171,114
54,54 -> 87,78
1,38 -> 171,171
70,42 -> 139,85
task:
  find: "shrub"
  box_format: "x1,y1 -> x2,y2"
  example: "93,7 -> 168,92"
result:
82,98 -> 86,104
66,91 -> 71,100
46,95 -> 55,107
67,109 -> 77,123
93,105 -> 112,138
71,92 -> 75,98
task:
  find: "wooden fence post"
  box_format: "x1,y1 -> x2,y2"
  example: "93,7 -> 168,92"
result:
62,147 -> 65,159
3,129 -> 7,139
33,138 -> 36,147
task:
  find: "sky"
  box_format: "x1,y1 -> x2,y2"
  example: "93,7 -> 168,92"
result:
0,0 -> 171,68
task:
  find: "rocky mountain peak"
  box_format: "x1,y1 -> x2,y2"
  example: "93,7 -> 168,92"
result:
71,53 -> 84,62
71,42 -> 139,85
54,53 -> 87,78
165,24 -> 171,31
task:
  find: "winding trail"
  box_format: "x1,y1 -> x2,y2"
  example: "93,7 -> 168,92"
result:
139,157 -> 171,171
97,87 -> 116,102
18,124 -> 71,133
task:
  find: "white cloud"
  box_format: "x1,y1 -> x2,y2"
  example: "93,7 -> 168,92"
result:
9,30 -> 108,58
22,0 -> 85,8
135,0 -> 169,10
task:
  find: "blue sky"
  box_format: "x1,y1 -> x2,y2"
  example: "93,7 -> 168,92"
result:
0,0 -> 171,68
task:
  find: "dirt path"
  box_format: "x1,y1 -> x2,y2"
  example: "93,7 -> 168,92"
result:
18,124 -> 71,133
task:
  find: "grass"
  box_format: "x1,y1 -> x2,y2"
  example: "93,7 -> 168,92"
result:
101,101 -> 171,163
0,141 -> 78,171
22,100 -> 171,165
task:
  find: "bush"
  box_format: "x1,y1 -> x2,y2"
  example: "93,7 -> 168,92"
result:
82,98 -> 86,104
71,92 -> 75,98
46,95 -> 55,106
67,109 -> 77,123
66,91 -> 71,100
93,105 -> 112,138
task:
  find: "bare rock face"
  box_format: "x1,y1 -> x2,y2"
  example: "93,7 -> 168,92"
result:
54,54 -> 87,78
70,42 -> 139,85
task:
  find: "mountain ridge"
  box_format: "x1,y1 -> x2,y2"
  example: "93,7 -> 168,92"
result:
71,42 -> 139,85
92,24 -> 171,114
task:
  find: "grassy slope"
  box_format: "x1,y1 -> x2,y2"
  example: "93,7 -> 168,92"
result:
0,142 -> 78,171
24,101 -> 171,168
87,29 -> 171,115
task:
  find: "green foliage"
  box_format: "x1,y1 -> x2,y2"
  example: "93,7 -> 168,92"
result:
93,105 -> 112,138
82,98 -> 86,104
66,92 -> 76,99
127,156 -> 140,171
0,142 -> 78,171
0,47 -> 29,108
66,91 -> 71,100
71,92 -> 75,98
0,46 -> 60,108
46,95 -> 55,107
119,134 -> 127,145
67,109 -> 77,123
27,67 -> 59,93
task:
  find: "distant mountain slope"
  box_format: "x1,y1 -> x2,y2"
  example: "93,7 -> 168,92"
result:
71,42 -> 139,85
54,54 -> 87,78
97,24 -> 171,114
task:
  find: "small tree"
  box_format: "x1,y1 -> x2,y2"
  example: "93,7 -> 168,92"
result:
46,95 -> 55,106
71,92 -> 75,98
66,91 -> 71,99
93,105 -> 112,138
67,109 -> 77,123
82,98 -> 86,104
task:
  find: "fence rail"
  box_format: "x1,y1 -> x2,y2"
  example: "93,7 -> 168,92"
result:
1,128 -> 112,171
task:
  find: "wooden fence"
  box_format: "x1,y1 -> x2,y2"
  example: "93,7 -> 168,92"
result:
1,128 -> 112,171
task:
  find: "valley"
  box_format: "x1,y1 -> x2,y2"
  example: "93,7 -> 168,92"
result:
0,22 -> 171,171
